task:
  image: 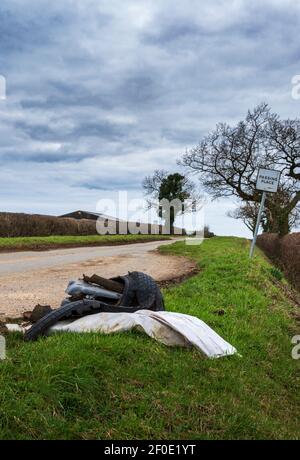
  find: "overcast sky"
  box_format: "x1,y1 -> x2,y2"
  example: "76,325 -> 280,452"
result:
1,0 -> 300,237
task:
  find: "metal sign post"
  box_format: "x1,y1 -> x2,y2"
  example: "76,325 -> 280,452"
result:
249,168 -> 280,258
249,191 -> 266,258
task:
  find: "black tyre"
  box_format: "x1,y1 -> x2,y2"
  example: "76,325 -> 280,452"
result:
24,299 -> 105,342
118,272 -> 165,311
24,299 -> 152,342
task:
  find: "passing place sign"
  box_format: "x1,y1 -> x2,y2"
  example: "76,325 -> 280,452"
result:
256,168 -> 280,193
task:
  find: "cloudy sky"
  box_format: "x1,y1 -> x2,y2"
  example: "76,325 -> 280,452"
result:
1,0 -> 300,236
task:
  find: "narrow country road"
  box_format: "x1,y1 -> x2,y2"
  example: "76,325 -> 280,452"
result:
0,240 -> 195,318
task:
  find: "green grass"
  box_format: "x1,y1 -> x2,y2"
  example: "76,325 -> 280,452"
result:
0,234 -> 171,252
0,237 -> 299,439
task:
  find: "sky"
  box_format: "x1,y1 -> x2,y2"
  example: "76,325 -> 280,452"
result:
0,0 -> 300,237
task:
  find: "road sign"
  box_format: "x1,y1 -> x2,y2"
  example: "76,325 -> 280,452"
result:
250,168 -> 280,258
256,168 -> 280,193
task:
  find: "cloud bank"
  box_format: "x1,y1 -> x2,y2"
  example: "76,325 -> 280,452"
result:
1,0 -> 299,235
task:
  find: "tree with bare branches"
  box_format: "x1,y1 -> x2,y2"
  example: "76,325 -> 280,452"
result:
227,202 -> 263,236
181,103 -> 300,235
228,190 -> 300,235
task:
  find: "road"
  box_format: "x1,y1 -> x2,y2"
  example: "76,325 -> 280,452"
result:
0,240 -> 195,318
0,240 -> 175,275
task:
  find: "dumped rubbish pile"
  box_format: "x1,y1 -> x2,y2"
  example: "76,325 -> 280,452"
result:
24,271 -> 164,341
5,271 -> 237,358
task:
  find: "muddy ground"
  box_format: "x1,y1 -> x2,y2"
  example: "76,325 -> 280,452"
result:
0,242 -> 196,318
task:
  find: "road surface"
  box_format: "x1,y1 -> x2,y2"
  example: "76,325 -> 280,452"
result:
0,240 -> 195,318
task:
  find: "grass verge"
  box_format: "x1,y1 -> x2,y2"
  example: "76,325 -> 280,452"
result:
0,237 -> 299,439
0,234 -> 171,252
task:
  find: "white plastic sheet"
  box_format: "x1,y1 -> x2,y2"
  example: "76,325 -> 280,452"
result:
51,310 -> 189,348
7,310 -> 237,358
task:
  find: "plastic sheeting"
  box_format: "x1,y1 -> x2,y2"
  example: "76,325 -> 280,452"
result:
7,310 -> 237,358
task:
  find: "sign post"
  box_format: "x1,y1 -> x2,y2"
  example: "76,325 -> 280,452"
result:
249,168 -> 280,258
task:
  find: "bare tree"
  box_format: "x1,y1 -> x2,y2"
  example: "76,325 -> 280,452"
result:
181,103 -> 300,235
142,170 -> 169,210
227,202 -> 262,235
228,189 -> 300,235
268,118 -> 300,181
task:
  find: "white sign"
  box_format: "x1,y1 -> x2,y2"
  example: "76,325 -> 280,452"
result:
256,168 -> 280,193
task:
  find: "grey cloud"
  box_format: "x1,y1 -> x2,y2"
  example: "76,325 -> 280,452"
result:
117,75 -> 163,108
1,0 -> 300,236
78,179 -> 141,191
15,119 -> 129,143
20,82 -> 114,111
143,22 -> 203,45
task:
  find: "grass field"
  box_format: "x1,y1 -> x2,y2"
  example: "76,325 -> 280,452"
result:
0,237 -> 299,439
0,234 -> 171,252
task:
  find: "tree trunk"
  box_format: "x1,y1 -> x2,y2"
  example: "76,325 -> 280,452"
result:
277,216 -> 290,237
170,217 -> 175,235
267,214 -> 290,236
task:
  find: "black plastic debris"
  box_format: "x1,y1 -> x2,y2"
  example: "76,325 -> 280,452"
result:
24,271 -> 164,342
